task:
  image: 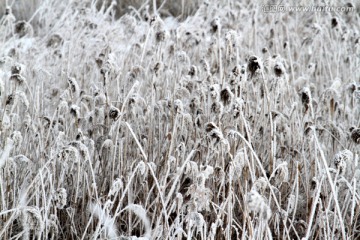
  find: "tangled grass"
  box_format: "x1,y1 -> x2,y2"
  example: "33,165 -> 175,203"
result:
0,0 -> 360,239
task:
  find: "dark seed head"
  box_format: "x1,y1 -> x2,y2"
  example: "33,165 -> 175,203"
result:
220,88 -> 232,106
205,122 -> 217,133
15,21 -> 26,32
351,128 -> 360,144
331,17 -> 338,28
11,65 -> 21,75
153,62 -> 163,76
274,64 -> 283,77
14,21 -> 29,37
76,131 -> 83,141
311,178 -> 317,190
128,97 -> 136,106
5,7 -> 11,15
188,65 -> 197,77
6,94 -> 14,105
247,56 -> 261,78
109,106 -> 120,121
189,97 -> 199,114
155,31 -> 165,42
269,28 -> 274,38
47,34 -> 63,48
232,65 -> 240,77
70,105 -> 80,118
210,18 -> 220,33
301,91 -> 310,105
67,78 -> 78,94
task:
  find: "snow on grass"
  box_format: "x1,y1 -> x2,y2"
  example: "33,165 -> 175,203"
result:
0,0 -> 359,239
